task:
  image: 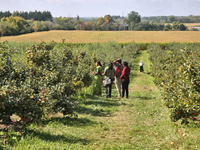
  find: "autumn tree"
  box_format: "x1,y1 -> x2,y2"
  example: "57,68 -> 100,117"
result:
104,15 -> 114,23
96,17 -> 105,30
88,20 -> 96,30
1,16 -> 28,35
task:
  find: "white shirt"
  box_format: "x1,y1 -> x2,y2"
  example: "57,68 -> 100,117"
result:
139,62 -> 144,66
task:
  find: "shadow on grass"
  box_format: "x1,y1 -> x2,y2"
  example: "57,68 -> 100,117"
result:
27,129 -> 90,145
73,87 -> 122,117
82,99 -> 120,107
42,117 -> 98,127
74,105 -> 112,117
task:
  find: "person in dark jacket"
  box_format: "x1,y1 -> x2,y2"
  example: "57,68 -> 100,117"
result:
102,62 -> 116,98
120,61 -> 131,98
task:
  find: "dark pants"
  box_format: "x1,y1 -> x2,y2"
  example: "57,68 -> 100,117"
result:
105,78 -> 113,97
122,79 -> 129,98
140,66 -> 144,72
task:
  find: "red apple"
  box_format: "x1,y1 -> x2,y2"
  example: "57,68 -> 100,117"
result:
21,117 -> 29,123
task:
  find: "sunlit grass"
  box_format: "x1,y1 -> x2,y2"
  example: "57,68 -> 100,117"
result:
184,23 -> 200,27
1,30 -> 200,43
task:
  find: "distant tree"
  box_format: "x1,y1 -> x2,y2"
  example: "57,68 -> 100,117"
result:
179,23 -> 187,31
18,11 -> 53,21
0,22 -> 12,36
33,21 -> 40,32
172,21 -> 180,30
165,24 -> 172,30
20,11 -> 29,20
163,27 -> 169,31
74,19 -> 82,30
0,11 -> 12,20
77,15 -> 80,21
158,23 -> 164,30
123,18 -> 129,24
12,11 -> 21,17
155,17 -> 161,23
4,11 -> 12,18
165,18 -> 168,23
37,11 -> 42,21
1,16 -> 28,35
168,15 -> 177,23
96,17 -> 105,30
86,23 -> 91,30
128,11 -> 141,30
88,20 -> 96,30
112,15 -> 120,20
80,22 -> 85,30
104,15 -> 114,23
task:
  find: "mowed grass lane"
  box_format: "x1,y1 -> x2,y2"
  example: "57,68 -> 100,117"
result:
7,51 -> 200,150
1,30 -> 200,43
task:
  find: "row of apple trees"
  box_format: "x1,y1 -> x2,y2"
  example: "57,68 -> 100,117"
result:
148,42 -> 200,124
0,41 -> 140,123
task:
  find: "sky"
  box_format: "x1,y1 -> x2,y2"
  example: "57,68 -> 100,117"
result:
0,0 -> 200,18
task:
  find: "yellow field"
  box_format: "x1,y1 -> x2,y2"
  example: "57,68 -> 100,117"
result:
1,30 -> 200,43
184,23 -> 200,30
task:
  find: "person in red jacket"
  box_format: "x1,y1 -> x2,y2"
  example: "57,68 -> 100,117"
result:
120,61 -> 131,98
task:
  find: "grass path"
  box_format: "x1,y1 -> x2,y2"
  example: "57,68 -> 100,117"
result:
8,51 -> 200,150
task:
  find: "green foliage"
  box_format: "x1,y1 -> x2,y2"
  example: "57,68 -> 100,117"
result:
128,11 -> 141,25
1,16 -> 28,35
134,21 -> 165,31
0,41 -> 94,123
1,129 -> 22,146
0,41 -> 139,124
148,42 -> 200,124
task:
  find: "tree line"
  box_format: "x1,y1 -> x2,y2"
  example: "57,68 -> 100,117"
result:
0,11 -> 53,21
0,10 -> 193,37
142,15 -> 200,23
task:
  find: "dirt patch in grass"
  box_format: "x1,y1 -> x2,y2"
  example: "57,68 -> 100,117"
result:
0,121 -> 22,130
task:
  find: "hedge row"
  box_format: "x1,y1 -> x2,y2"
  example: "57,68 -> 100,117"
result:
61,42 -> 200,50
0,41 -> 140,124
148,42 -> 200,124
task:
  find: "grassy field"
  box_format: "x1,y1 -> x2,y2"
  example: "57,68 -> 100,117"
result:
3,51 -> 200,149
165,23 -> 200,30
184,23 -> 200,27
184,23 -> 200,30
1,30 -> 200,43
